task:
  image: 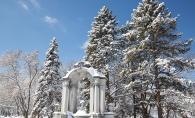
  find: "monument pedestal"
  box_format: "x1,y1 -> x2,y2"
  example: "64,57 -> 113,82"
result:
73,101 -> 90,118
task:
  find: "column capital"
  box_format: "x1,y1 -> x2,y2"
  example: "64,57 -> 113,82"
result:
62,77 -> 70,81
99,79 -> 106,86
90,83 -> 94,87
69,83 -> 78,88
90,78 -> 95,87
62,80 -> 70,87
94,78 -> 100,86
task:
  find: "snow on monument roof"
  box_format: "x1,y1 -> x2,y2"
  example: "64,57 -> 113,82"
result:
63,61 -> 106,79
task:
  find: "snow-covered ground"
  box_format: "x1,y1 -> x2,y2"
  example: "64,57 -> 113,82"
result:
0,116 -> 23,118
0,116 -> 48,118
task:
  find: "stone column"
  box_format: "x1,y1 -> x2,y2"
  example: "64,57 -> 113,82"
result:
68,88 -> 72,112
94,78 -> 100,113
70,84 -> 77,113
90,83 -> 94,113
61,78 -> 70,113
100,79 -> 106,114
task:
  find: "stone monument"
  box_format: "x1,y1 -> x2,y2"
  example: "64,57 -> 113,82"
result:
53,61 -> 114,118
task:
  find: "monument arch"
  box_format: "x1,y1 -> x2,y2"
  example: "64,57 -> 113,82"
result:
56,61 -> 114,118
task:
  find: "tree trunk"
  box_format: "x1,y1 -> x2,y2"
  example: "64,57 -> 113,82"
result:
24,111 -> 28,118
130,62 -> 136,118
142,108 -> 148,118
133,94 -> 136,118
152,33 -> 163,118
132,77 -> 136,118
106,72 -> 111,111
154,65 -> 163,118
141,93 -> 149,118
155,74 -> 163,118
166,108 -> 170,118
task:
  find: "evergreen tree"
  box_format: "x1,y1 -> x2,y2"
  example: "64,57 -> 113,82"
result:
31,37 -> 61,118
122,0 -> 195,118
109,26 -> 131,117
84,6 -> 119,106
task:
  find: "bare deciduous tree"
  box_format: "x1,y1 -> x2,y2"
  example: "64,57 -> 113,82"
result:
0,50 -> 41,118
61,60 -> 76,76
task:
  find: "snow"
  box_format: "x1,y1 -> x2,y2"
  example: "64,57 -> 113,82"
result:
73,110 -> 90,116
0,116 -> 25,118
0,116 -> 48,118
64,60 -> 106,80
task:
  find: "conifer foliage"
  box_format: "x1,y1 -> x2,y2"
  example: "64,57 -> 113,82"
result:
85,6 -> 119,106
31,37 -> 62,118
85,6 -> 118,73
122,0 -> 195,117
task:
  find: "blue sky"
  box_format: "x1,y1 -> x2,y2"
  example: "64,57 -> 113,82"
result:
0,0 -> 195,65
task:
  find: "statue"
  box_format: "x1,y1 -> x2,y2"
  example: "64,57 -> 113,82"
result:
80,100 -> 85,109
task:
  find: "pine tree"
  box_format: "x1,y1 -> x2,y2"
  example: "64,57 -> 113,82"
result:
31,37 -> 61,118
84,6 -> 119,106
122,0 -> 195,118
108,26 -> 131,117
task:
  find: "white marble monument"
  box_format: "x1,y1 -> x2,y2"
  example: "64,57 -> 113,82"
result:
53,61 -> 114,118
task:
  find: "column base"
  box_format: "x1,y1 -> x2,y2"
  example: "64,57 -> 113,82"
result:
61,113 -> 67,118
90,113 -> 105,118
104,112 -> 114,118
